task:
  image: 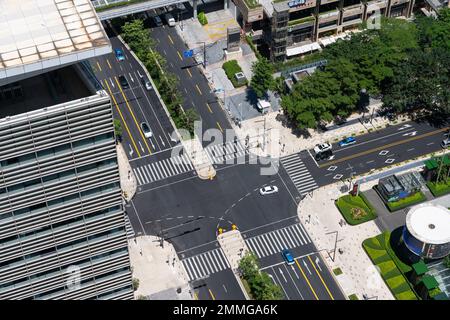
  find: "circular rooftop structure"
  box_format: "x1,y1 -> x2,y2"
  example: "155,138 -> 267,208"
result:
403,203 -> 450,259
406,204 -> 450,244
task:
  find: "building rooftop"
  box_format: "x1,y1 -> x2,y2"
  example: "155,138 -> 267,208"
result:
406,204 -> 450,245
0,0 -> 111,84
0,64 -> 94,121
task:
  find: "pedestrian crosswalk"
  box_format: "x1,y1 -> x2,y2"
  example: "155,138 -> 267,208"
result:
280,154 -> 318,195
245,223 -> 312,259
124,214 -> 135,240
181,248 -> 230,282
204,140 -> 249,164
133,154 -> 194,185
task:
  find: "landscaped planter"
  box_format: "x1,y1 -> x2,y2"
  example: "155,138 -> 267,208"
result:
335,193 -> 377,225
384,191 -> 427,212
426,181 -> 450,197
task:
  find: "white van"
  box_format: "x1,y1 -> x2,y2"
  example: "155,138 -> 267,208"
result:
257,99 -> 270,114
165,13 -> 176,27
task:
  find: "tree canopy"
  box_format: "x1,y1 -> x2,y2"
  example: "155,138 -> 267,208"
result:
281,13 -> 449,130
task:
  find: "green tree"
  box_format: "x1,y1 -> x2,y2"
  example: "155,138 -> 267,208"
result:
250,57 -> 275,99
113,119 -> 123,141
238,252 -> 260,280
121,20 -> 154,57
250,272 -> 283,300
416,8 -> 450,52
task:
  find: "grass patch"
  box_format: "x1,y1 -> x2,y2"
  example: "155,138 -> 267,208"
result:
427,180 -> 450,197
335,193 -> 377,225
348,294 -> 359,300
222,60 -> 247,88
333,267 -> 343,276
385,191 -> 426,212
362,233 -> 418,300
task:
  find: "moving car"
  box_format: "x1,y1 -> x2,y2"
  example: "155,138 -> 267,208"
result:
313,142 -> 332,154
140,122 -> 153,138
441,138 -> 450,148
152,15 -> 163,27
281,249 -> 295,265
165,13 -> 176,27
259,185 -> 278,195
141,76 -> 153,91
315,149 -> 335,161
118,75 -> 129,89
114,49 -> 125,61
338,137 -> 356,147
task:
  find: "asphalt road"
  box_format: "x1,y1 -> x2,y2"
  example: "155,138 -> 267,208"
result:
148,21 -> 232,143
193,269 -> 246,300
89,34 -> 178,161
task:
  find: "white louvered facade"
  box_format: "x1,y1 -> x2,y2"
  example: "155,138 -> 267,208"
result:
0,93 -> 134,300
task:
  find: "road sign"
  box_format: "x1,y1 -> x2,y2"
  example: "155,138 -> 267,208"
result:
183,49 -> 193,58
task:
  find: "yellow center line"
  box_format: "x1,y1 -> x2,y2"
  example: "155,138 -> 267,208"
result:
186,68 -> 192,78
103,79 -> 140,158
320,127 -> 449,168
216,122 -> 223,133
196,84 -> 202,95
206,103 -> 213,113
295,258 -> 319,300
177,51 -> 183,61
96,61 -> 102,72
307,255 -> 334,300
208,289 -> 216,300
114,77 -> 152,155
168,34 -> 174,45
106,59 -> 112,69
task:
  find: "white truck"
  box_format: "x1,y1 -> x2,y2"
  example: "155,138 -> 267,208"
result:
257,99 -> 270,114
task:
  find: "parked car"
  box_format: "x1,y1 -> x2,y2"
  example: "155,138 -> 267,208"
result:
281,249 -> 295,265
152,15 -> 163,27
118,75 -> 129,89
140,122 -> 153,138
165,13 -> 176,27
259,185 -> 278,195
338,137 -> 356,147
114,49 -> 125,61
313,143 -> 332,154
315,149 -> 335,162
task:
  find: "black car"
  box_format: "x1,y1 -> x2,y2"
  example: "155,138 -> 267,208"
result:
118,75 -> 129,89
152,15 -> 163,27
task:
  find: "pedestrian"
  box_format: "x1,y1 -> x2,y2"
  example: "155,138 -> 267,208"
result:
139,249 -> 143,256
128,170 -> 131,180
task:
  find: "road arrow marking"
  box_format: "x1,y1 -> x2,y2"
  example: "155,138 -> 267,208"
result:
303,260 -> 312,275
398,124 -> 412,130
315,257 -> 322,272
129,144 -> 134,157
129,72 -> 134,83
279,268 -> 288,283
110,77 -> 115,88
138,141 -> 145,153
402,131 -> 417,137
149,139 -> 155,150
159,135 -> 166,147
291,265 -> 300,279
267,274 -> 276,284
137,70 -> 143,78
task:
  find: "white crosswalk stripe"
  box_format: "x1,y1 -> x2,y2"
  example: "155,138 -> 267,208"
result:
124,214 -> 135,240
204,141 -> 249,164
132,155 -> 194,186
245,224 -> 312,259
181,248 -> 230,282
281,154 -> 318,195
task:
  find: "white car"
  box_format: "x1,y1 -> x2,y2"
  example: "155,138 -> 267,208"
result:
313,143 -> 332,154
140,122 -> 153,138
144,80 -> 153,91
259,186 -> 278,195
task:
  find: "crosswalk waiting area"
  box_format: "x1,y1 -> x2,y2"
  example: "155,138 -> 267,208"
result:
133,154 -> 194,186
205,140 -> 249,165
280,154 -> 318,195
245,223 -> 312,259
181,248 -> 230,282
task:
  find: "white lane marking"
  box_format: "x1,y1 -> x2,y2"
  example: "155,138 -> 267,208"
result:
159,135 -> 166,147
278,267 -> 288,283
110,77 -> 115,88
303,259 -> 312,275
129,72 -> 134,83
138,141 -> 145,153
315,256 -> 322,272
129,144 -> 133,157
